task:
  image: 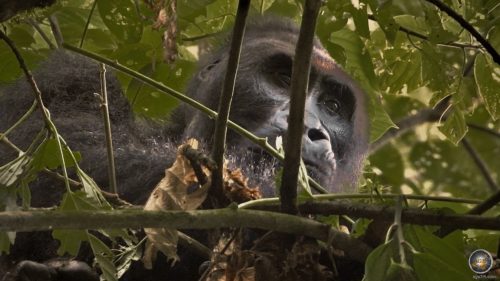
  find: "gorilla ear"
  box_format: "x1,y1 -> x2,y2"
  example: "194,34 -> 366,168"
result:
198,59 -> 221,81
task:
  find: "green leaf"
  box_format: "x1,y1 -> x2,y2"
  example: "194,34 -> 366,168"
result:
97,0 -> 143,43
413,252 -> 472,281
32,138 -> 81,171
368,97 -> 397,143
474,53 -> 500,120
363,239 -> 398,281
406,226 -> 471,278
369,144 -> 404,189
350,5 -> 370,39
0,232 -> 12,254
0,155 -> 31,188
368,0 -> 399,44
439,109 -> 468,145
251,0 -> 275,14
88,233 -> 117,281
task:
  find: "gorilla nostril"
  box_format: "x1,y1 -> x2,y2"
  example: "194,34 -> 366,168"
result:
308,128 -> 328,141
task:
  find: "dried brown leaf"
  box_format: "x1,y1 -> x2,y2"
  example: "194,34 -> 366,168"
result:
143,139 -> 211,268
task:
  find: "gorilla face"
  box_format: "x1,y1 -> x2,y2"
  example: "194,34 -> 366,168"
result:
179,20 -> 368,192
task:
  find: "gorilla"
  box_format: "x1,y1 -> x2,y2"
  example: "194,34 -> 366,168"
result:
0,19 -> 368,280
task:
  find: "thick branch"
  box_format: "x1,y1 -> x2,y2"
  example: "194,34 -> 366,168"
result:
0,209 -> 372,262
424,0 -> 500,65
281,0 -> 322,215
211,0 -> 250,203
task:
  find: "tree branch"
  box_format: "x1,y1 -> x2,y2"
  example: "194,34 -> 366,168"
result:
424,0 -> 500,65
211,0 -> 250,204
281,0 -> 323,215
249,201 -> 500,231
370,97 -> 450,153
461,137 -> 499,192
367,14 -> 482,49
0,209 -> 372,263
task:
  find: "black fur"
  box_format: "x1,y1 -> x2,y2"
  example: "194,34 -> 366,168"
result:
0,18 -> 368,280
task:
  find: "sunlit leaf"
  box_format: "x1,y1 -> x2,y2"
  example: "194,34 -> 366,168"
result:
474,53 -> 500,120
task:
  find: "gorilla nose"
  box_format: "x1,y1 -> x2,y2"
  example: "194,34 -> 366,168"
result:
307,128 -> 329,142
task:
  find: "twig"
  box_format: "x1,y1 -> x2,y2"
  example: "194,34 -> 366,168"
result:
424,0 -> 500,65
280,0 -> 323,215
468,123 -> 500,139
394,196 -> 407,265
211,0 -> 251,204
0,101 -> 37,142
48,15 -> 63,47
367,14 -> 482,49
0,208 -> 372,263
79,0 -> 97,48
461,137 -> 499,192
27,19 -> 56,49
181,31 -> 221,42
97,63 -> 118,194
0,29 -> 70,191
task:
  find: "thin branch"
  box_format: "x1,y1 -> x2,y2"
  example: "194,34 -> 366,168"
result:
468,123 -> 500,139
181,31 -> 221,42
0,209 -> 372,263
27,19 -> 56,49
437,190 -> 500,237
211,0 -> 251,204
424,0 -> 500,65
238,193 -> 485,209
394,196 -> 407,265
367,14 -> 482,49
79,0 -> 97,48
370,97 -> 450,153
61,44 -> 330,194
48,15 -> 63,47
97,63 -> 118,194
461,137 -> 499,192
281,0 -> 323,215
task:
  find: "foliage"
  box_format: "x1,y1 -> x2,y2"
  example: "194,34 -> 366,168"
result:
0,0 -> 499,280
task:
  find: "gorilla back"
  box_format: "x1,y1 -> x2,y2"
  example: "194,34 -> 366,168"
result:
0,18 -> 368,280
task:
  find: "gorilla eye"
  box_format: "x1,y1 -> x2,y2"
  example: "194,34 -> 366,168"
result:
321,99 -> 341,114
275,72 -> 291,87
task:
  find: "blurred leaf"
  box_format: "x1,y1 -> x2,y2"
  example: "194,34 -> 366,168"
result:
0,232 -> 11,254
252,0 -> 275,14
474,53 -> 499,121
97,0 -> 143,43
413,252 -> 471,281
369,144 -> 404,188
